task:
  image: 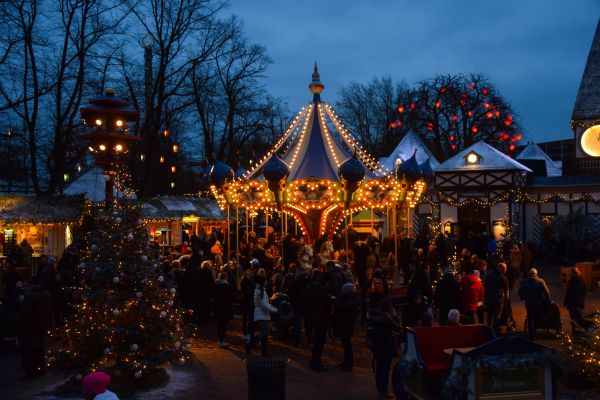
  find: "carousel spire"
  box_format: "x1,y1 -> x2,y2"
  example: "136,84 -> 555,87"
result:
309,61 -> 324,100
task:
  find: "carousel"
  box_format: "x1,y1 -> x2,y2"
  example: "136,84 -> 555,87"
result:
209,64 -> 433,261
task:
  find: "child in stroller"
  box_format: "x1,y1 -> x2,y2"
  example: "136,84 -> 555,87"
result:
269,292 -> 295,339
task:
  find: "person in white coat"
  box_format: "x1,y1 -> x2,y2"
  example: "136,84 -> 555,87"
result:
245,275 -> 278,356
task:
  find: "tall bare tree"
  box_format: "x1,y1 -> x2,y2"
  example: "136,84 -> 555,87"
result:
336,77 -> 409,157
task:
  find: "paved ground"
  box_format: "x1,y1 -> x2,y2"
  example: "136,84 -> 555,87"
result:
1,263 -> 599,399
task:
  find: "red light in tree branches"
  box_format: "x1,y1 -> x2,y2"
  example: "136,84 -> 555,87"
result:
484,102 -> 490,108
450,135 -> 455,141
483,88 -> 488,95
441,87 -> 447,93
398,106 -> 404,113
516,134 -> 522,140
471,126 -> 478,133
507,115 -> 513,121
460,99 -> 466,106
486,112 -> 493,119
391,122 -> 397,128
398,121 -> 402,127
410,103 -> 415,109
435,101 -> 441,108
469,83 -> 474,90
467,111 -> 473,117
495,111 -> 500,117
463,93 -> 468,98
452,115 -> 457,121
504,120 -> 511,127
451,144 -> 456,150
509,145 -> 515,151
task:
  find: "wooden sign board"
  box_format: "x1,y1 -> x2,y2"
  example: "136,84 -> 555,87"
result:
474,367 -> 545,399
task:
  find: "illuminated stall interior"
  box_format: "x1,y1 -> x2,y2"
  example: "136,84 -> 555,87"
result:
141,196 -> 226,248
0,195 -> 85,271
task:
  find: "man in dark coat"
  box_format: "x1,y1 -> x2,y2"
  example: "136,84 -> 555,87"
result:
518,268 -> 551,341
191,260 -> 214,323
287,269 -> 313,346
20,277 -> 54,379
484,262 -> 510,333
433,267 -> 461,325
306,270 -> 333,371
213,272 -> 233,347
332,283 -> 358,371
564,267 -> 586,334
409,264 -> 432,300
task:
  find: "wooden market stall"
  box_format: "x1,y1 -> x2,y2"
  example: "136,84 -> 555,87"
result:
0,195 -> 85,273
141,196 -> 225,249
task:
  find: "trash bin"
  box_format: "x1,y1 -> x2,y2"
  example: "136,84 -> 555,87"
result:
245,356 -> 289,400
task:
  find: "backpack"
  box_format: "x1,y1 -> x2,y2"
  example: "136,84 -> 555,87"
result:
369,277 -> 385,296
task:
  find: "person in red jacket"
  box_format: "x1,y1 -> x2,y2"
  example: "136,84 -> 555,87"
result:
459,269 -> 484,324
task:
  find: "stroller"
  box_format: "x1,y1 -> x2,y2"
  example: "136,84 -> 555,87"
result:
269,292 -> 294,339
524,301 -> 562,336
496,298 -> 517,334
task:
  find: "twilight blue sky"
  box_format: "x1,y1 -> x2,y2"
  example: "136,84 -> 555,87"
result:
228,0 -> 599,143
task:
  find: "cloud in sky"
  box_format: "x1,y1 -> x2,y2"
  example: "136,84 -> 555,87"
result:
228,0 -> 599,143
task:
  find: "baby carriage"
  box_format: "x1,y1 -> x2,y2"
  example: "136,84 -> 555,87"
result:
524,301 -> 562,336
269,292 -> 294,339
497,298 -> 517,334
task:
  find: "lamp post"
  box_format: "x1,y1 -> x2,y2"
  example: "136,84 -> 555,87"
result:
79,88 -> 141,209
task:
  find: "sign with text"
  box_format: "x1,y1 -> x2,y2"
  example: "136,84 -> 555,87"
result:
476,367 -> 545,399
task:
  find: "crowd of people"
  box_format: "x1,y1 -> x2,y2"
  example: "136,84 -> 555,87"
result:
0,226 -> 593,399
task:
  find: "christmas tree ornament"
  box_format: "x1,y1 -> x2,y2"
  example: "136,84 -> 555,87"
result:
160,311 -> 167,317
134,371 -> 142,379
112,276 -> 120,284
79,263 -> 86,269
136,291 -> 143,298
91,244 -> 98,251
131,343 -> 139,351
127,233 -> 134,241
115,217 -> 122,224
141,255 -> 148,262
158,275 -> 165,282
170,288 -> 176,294
112,309 -> 120,316
104,347 -> 111,354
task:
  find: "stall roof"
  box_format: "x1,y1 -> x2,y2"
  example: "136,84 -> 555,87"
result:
0,194 -> 86,224
379,130 -> 440,171
435,141 -> 532,172
141,196 -> 225,220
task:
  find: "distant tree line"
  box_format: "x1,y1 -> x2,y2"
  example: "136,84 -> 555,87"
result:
335,73 -> 523,162
0,0 -> 289,197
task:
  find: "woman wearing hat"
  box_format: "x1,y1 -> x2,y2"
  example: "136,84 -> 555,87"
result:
245,274 -> 278,356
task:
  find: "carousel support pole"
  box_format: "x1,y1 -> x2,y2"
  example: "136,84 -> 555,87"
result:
393,205 -> 399,285
245,208 -> 249,242
407,205 -> 412,238
370,208 -> 374,238
235,206 -> 239,264
226,205 -> 230,263
265,210 -> 269,239
345,214 -> 349,265
280,211 -> 285,265
386,205 -> 390,237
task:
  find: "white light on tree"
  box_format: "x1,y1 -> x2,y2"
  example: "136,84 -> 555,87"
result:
115,144 -> 124,152
95,119 -> 102,126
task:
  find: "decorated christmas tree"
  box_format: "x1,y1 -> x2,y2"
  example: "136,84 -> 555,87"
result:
57,199 -> 194,383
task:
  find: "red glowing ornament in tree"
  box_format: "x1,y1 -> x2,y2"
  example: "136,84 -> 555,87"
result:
469,83 -> 474,90
410,103 -> 415,109
452,115 -> 457,121
486,112 -> 493,119
504,120 -> 511,127
484,102 -> 490,108
398,106 -> 404,113
467,111 -> 473,117
483,88 -> 488,95
435,101 -> 441,108
440,87 -> 447,93
471,126 -> 478,134
509,144 -> 515,151
450,135 -> 455,141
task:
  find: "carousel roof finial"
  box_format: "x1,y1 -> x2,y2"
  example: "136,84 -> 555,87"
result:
309,61 -> 324,99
